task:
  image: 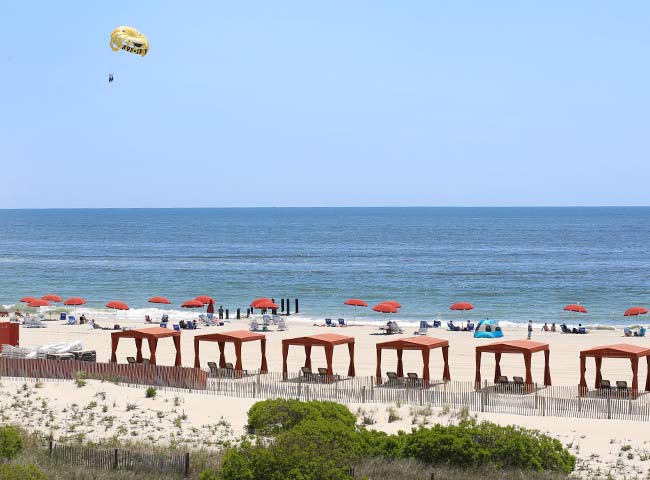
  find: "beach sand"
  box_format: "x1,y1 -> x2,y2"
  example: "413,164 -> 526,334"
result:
6,317 -> 650,478
15,316 -> 648,385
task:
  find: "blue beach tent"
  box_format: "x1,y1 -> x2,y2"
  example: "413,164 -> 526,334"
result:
473,318 -> 503,339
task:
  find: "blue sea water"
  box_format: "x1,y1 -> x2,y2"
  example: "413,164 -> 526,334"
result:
2,207 -> 650,327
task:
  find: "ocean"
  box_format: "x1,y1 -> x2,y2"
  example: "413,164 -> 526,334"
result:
2,207 -> 650,327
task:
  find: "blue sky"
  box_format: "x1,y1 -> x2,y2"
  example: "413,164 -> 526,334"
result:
1,1 -> 649,207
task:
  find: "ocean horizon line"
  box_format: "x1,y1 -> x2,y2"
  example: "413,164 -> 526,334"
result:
3,205 -> 650,211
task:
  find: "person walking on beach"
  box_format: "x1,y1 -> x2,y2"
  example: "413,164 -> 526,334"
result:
218,305 -> 224,320
527,320 -> 533,340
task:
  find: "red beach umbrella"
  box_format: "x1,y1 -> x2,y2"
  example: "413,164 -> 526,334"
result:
20,296 -> 38,303
64,297 -> 86,318
450,302 -> 474,311
195,295 -> 214,305
382,300 -> 401,309
28,299 -> 50,308
450,302 -> 474,329
254,299 -> 278,310
148,296 -> 171,304
624,306 -> 648,317
344,299 -> 368,307
106,301 -> 129,311
344,298 -> 367,324
250,298 -> 272,307
64,297 -> 86,306
182,300 -> 204,308
42,294 -> 62,303
564,304 -> 587,314
373,303 -> 398,314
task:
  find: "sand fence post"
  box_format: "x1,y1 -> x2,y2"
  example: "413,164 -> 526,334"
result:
184,452 -> 190,479
607,397 -> 611,419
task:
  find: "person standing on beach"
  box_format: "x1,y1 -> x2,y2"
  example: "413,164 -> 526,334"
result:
527,320 -> 533,340
218,305 -> 224,320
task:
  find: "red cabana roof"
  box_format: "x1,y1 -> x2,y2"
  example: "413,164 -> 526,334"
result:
282,333 -> 354,346
376,336 -> 451,384
580,344 -> 650,358
194,330 -> 268,372
111,327 -> 180,339
476,340 -> 549,354
110,328 -> 181,366
376,336 -> 449,350
282,333 -> 355,379
195,330 -> 266,343
475,340 -> 551,387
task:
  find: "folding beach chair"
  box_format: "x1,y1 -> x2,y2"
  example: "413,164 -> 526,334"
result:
338,318 -> 346,327
414,321 -> 428,335
616,380 -> 629,395
599,379 -> 611,393
324,318 -> 333,327
318,367 -> 340,382
301,366 -> 317,381
277,318 -> 287,331
406,372 -> 421,387
67,316 -> 76,325
386,371 -> 404,386
249,320 -> 260,332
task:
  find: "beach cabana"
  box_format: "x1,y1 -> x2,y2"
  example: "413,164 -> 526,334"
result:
475,340 -> 551,387
282,333 -> 355,379
579,344 -> 650,395
375,336 -> 450,385
110,327 -> 181,366
193,330 -> 268,373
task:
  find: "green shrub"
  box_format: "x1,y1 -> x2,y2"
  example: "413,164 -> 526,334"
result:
198,469 -> 219,480
396,420 -> 575,473
222,400 -> 575,478
246,399 -> 356,436
145,387 -> 157,399
0,426 -> 24,460
0,463 -> 47,480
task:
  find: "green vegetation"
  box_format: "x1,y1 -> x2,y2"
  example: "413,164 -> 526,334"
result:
213,399 -> 576,479
0,425 -> 24,460
145,387 -> 157,399
0,463 -> 47,480
0,398 -> 575,479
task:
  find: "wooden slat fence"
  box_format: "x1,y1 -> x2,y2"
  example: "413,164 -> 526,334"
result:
4,357 -> 650,421
0,357 -> 207,390
49,442 -> 188,475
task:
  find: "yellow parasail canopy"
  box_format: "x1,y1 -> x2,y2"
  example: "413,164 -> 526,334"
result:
110,26 -> 149,57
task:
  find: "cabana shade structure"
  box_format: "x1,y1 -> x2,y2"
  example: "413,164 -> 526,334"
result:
111,327 -> 181,366
579,344 -> 650,395
193,330 -> 268,373
282,333 -> 355,379
475,340 -> 551,387
375,336 -> 450,385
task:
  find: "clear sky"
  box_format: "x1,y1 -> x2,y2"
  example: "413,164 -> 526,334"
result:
1,1 -> 649,207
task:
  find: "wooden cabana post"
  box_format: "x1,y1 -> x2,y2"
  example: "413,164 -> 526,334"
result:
193,330 -> 268,374
110,327 -> 182,366
375,337 -> 451,386
475,340 -> 551,389
579,344 -> 650,397
281,333 -> 355,380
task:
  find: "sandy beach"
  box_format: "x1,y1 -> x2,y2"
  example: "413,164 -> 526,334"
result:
14,316 -> 648,386
1,317 -> 648,478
